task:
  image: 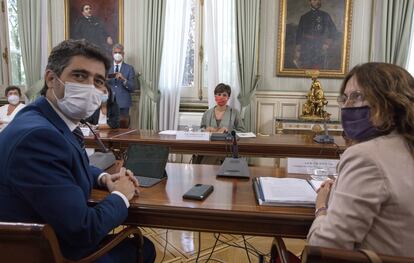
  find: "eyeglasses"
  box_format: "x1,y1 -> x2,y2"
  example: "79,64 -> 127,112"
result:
337,91 -> 365,107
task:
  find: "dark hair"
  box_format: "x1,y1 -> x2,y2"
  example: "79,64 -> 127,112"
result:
112,43 -> 124,52
5,86 -> 21,97
81,4 -> 91,12
40,39 -> 111,95
105,83 -> 115,105
340,62 -> 414,154
214,83 -> 231,96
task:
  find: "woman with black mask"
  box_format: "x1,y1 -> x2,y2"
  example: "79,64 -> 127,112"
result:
306,62 -> 414,257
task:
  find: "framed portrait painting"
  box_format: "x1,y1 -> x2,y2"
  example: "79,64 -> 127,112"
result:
64,0 -> 124,56
276,0 -> 353,78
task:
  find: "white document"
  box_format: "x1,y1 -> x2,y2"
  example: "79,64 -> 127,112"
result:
308,179 -> 324,191
159,130 -> 177,135
176,131 -> 210,141
287,158 -> 339,175
236,132 -> 256,138
258,177 -> 316,206
80,127 -> 90,136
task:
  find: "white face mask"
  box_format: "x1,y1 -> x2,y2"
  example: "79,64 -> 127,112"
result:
53,77 -> 103,120
113,53 -> 123,62
8,95 -> 20,105
100,94 -> 109,103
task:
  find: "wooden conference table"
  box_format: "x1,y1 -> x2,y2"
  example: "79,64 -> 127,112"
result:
85,129 -> 346,159
90,162 -> 315,238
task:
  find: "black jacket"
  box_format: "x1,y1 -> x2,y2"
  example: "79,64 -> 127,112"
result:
85,99 -> 120,129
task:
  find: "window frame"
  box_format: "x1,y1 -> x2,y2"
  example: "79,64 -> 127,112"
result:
180,0 -> 208,103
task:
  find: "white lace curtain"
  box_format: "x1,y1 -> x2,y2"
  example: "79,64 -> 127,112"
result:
158,0 -> 191,131
205,0 -> 240,111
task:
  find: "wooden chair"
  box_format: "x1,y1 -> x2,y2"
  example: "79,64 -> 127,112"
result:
119,116 -> 130,128
0,222 -> 144,263
270,237 -> 414,263
302,245 -> 414,263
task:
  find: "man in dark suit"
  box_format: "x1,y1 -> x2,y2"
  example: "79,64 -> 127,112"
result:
0,39 -> 155,263
295,0 -> 338,69
107,43 -> 136,118
72,4 -> 113,54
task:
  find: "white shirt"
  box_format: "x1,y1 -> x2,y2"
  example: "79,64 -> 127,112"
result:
45,98 -> 129,207
98,109 -> 108,125
114,61 -> 123,72
0,103 -> 25,129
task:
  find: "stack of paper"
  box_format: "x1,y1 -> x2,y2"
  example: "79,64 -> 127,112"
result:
253,177 -> 316,207
159,130 -> 178,135
236,132 -> 256,138
308,179 -> 323,191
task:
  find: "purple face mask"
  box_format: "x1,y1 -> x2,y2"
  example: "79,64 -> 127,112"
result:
341,106 -> 382,141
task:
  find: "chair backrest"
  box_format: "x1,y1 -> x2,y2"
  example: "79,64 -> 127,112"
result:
0,222 -> 64,263
302,245 -> 414,263
120,116 -> 130,128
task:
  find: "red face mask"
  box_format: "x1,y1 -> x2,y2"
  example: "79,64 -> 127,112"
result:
215,95 -> 228,106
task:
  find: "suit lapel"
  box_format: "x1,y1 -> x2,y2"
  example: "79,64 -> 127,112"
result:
35,97 -> 94,186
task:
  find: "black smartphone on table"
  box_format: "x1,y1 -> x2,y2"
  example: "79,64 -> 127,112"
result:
183,184 -> 214,200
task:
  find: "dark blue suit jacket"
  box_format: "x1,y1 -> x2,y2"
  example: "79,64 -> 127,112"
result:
107,62 -> 136,108
0,97 -> 128,261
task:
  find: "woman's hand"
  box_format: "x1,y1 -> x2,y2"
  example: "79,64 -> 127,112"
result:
206,127 -> 217,132
315,179 -> 334,209
216,127 -> 228,133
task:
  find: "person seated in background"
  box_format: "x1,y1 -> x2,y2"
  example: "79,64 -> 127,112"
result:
306,63 -> 414,257
200,83 -> 246,133
85,83 -> 120,129
0,86 -> 25,129
195,83 -> 246,164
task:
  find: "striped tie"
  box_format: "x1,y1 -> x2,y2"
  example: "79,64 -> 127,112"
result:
72,126 -> 85,149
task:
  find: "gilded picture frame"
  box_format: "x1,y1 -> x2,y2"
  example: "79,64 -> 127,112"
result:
64,0 -> 124,56
276,0 -> 353,78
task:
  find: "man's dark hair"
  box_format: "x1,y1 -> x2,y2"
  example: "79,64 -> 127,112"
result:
40,39 -> 111,95
5,86 -> 21,97
214,83 -> 231,97
81,4 -> 91,13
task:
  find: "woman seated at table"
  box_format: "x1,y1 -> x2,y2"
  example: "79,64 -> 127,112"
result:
200,83 -> 246,133
306,63 -> 414,257
85,84 -> 120,129
0,86 -> 25,129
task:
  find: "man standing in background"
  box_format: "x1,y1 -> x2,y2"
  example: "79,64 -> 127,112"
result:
107,43 -> 136,119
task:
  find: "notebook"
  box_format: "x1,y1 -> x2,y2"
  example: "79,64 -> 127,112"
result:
253,177 -> 316,207
123,144 -> 169,187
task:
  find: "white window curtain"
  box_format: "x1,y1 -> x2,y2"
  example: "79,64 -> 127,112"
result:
407,14 -> 414,75
205,0 -> 240,110
158,0 -> 191,131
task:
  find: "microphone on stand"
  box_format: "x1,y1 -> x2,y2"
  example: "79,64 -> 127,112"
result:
80,119 -> 109,153
313,119 -> 334,144
80,120 -> 116,170
231,130 -> 239,158
216,130 -> 249,178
